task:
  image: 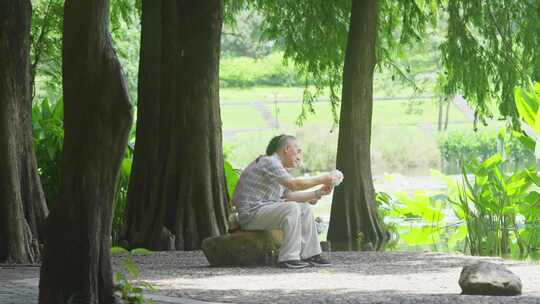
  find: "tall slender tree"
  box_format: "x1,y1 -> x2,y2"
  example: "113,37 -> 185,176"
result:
0,0 -> 49,264
38,0 -> 133,302
327,0 -> 383,250
123,0 -> 228,251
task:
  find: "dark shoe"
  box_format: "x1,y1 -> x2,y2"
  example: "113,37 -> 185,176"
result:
304,254 -> 331,267
277,260 -> 310,269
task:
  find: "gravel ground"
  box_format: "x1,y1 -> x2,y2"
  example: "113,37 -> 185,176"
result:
119,251 -> 540,304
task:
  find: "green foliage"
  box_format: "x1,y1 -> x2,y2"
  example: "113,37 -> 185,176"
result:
220,52 -> 301,87
375,190 -> 451,250
32,98 -> 63,206
515,82 -> 540,136
390,191 -> 445,223
440,0 -> 540,124
221,8 -> 274,58
31,0 -> 63,101
112,133 -> 135,245
449,154 -> 540,258
32,97 -> 134,243
110,0 -> 141,103
249,0 -> 438,123
112,247 -> 155,304
437,129 -> 536,173
224,160 -> 240,201
438,130 -> 496,163
31,0 -> 140,102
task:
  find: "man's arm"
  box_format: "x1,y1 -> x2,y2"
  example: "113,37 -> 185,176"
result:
284,184 -> 333,204
280,175 -> 332,192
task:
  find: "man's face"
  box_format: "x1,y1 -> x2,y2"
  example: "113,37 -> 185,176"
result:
282,139 -> 302,168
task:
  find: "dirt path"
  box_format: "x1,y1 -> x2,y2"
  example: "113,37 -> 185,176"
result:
130,251 -> 540,303
3,251 -> 540,303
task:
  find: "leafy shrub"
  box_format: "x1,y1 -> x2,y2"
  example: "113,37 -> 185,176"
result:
32,97 -> 63,207
32,97 -> 135,244
220,52 -> 302,88
112,146 -> 133,245
449,154 -> 540,257
224,159 -> 240,211
437,129 -> 535,174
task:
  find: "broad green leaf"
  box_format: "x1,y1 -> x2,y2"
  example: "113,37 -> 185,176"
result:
399,226 -> 441,245
481,153 -> 502,169
475,175 -> 488,186
527,170 -> 540,187
124,260 -> 140,277
512,130 -> 535,152
505,171 -> 531,197
224,160 -> 240,198
522,191 -> 540,206
534,106 -> 540,136
114,272 -> 125,282
515,87 -> 537,128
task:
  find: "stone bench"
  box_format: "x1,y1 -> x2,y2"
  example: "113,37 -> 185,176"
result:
201,230 -> 283,267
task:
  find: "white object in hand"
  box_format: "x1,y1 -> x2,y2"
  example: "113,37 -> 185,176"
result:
329,170 -> 344,186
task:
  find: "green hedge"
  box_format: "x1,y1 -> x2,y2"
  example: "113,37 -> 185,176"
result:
437,130 -> 535,173
220,52 -> 302,88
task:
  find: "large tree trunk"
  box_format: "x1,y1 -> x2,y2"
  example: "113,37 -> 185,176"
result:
0,0 -> 49,264
328,0 -> 386,251
123,0 -> 228,251
38,0 -> 133,302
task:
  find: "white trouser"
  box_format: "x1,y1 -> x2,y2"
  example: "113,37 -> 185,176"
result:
242,202 -> 322,262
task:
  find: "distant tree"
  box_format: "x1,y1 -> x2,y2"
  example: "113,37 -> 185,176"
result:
30,0 -> 63,101
0,0 -> 49,264
29,0 -> 139,102
38,0 -> 133,302
123,0 -> 228,251
221,8 -> 274,58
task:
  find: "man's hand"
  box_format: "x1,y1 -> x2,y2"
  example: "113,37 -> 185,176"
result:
323,170 -> 343,186
330,170 -> 344,186
320,184 -> 333,196
307,198 -> 319,205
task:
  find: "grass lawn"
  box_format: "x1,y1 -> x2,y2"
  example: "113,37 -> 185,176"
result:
257,98 -> 468,129
220,86 -> 319,103
373,100 -> 468,125
219,86 -> 514,176
221,105 -> 269,129
269,102 -> 338,129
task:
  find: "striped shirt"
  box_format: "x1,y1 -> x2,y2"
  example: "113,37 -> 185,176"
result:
233,154 -> 292,225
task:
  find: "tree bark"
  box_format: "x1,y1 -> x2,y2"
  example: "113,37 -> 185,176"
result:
0,0 -> 49,264
444,99 -> 450,130
328,0 -> 387,251
123,0 -> 228,251
38,0 -> 132,302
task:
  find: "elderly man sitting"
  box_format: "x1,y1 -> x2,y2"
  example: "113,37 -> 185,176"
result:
232,134 -> 343,269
